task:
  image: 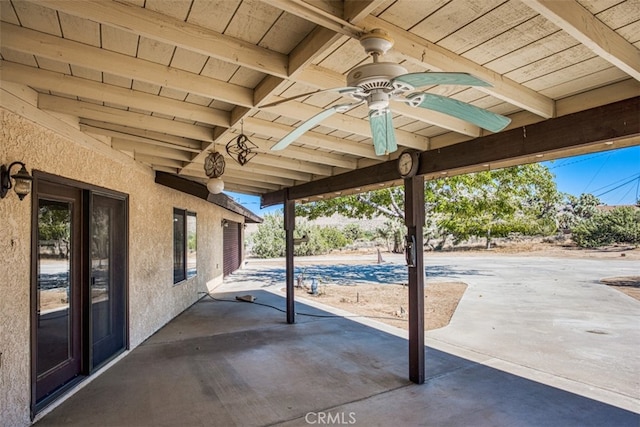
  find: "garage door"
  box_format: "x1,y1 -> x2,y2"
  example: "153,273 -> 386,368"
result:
223,221 -> 241,276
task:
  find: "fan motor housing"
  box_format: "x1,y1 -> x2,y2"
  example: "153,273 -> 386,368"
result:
347,62 -> 408,91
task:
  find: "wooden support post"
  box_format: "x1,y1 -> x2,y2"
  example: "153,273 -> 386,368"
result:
405,175 -> 425,384
284,193 -> 295,324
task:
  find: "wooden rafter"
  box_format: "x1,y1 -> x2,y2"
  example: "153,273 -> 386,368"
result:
523,0 -> 640,81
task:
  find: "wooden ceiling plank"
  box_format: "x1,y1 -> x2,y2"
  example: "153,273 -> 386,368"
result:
10,1 -> 62,36
38,94 -> 215,142
361,15 -> 555,118
247,152 -> 334,176
1,23 -> 254,107
223,181 -> 277,195
0,61 -> 231,127
523,0 -> 640,80
111,138 -> 193,162
222,169 -> 294,187
80,120 -> 204,150
220,175 -> 280,192
135,153 -> 184,169
36,0 -> 289,78
80,123 -> 201,153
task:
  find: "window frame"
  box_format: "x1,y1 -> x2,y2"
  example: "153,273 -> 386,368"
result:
173,208 -> 196,284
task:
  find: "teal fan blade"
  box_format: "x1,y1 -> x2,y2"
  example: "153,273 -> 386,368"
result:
369,109 -> 398,156
392,72 -> 491,89
270,102 -> 361,151
406,93 -> 511,132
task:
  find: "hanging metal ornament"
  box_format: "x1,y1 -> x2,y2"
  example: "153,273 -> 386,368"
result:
204,150 -> 225,194
204,151 -> 225,178
226,120 -> 258,166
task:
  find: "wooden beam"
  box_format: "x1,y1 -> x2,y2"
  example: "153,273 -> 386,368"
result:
0,61 -> 231,128
523,0 -> 640,81
80,122 -> 203,152
265,0 -> 362,38
418,97 -> 639,176
1,23 -> 254,107
0,81 -> 150,172
111,138 -> 193,162
405,175 -> 425,384
37,0 -> 289,78
261,97 -> 639,206
361,15 -> 556,119
38,95 -> 216,142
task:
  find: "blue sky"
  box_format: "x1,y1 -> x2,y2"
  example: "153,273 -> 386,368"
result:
228,145 -> 640,217
544,145 -> 640,206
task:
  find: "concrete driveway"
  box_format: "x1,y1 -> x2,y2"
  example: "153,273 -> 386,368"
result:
240,253 -> 640,412
421,255 -> 639,411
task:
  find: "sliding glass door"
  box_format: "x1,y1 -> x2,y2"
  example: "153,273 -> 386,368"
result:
33,177 -> 127,412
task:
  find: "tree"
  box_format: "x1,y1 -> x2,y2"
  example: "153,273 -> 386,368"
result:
296,164 -> 561,250
557,193 -> 602,232
435,164 -> 561,248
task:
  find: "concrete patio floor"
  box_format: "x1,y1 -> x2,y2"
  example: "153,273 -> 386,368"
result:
35,274 -> 639,426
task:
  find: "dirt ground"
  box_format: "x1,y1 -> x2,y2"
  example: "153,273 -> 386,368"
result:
285,242 -> 639,331
293,282 -> 468,331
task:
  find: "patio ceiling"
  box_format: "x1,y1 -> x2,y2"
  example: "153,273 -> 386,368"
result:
1,0 -> 638,199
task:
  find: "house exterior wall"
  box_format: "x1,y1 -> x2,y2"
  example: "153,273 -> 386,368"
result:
0,107 -> 242,426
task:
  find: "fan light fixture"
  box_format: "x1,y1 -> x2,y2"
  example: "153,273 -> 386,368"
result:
263,28 -> 511,157
1,161 -> 33,201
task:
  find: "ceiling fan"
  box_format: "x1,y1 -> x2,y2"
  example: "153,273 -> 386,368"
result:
264,29 -> 511,156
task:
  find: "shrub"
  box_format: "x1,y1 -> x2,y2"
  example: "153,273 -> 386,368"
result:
571,206 -> 640,248
250,214 -> 352,258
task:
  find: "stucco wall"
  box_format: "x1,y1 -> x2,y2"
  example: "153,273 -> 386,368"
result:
0,107 -> 239,426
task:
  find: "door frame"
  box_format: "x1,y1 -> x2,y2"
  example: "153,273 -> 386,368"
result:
30,171 -> 129,417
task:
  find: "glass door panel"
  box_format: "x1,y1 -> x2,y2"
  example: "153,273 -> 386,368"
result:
91,194 -> 126,369
35,184 -> 81,402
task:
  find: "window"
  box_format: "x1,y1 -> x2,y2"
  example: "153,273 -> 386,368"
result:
173,209 -> 196,284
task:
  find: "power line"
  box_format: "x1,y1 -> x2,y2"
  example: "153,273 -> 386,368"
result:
547,152 -> 610,170
582,153 -> 610,194
595,174 -> 640,199
590,172 -> 640,193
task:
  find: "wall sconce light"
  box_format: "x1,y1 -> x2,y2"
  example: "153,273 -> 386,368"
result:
1,161 -> 33,200
221,219 -> 229,228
